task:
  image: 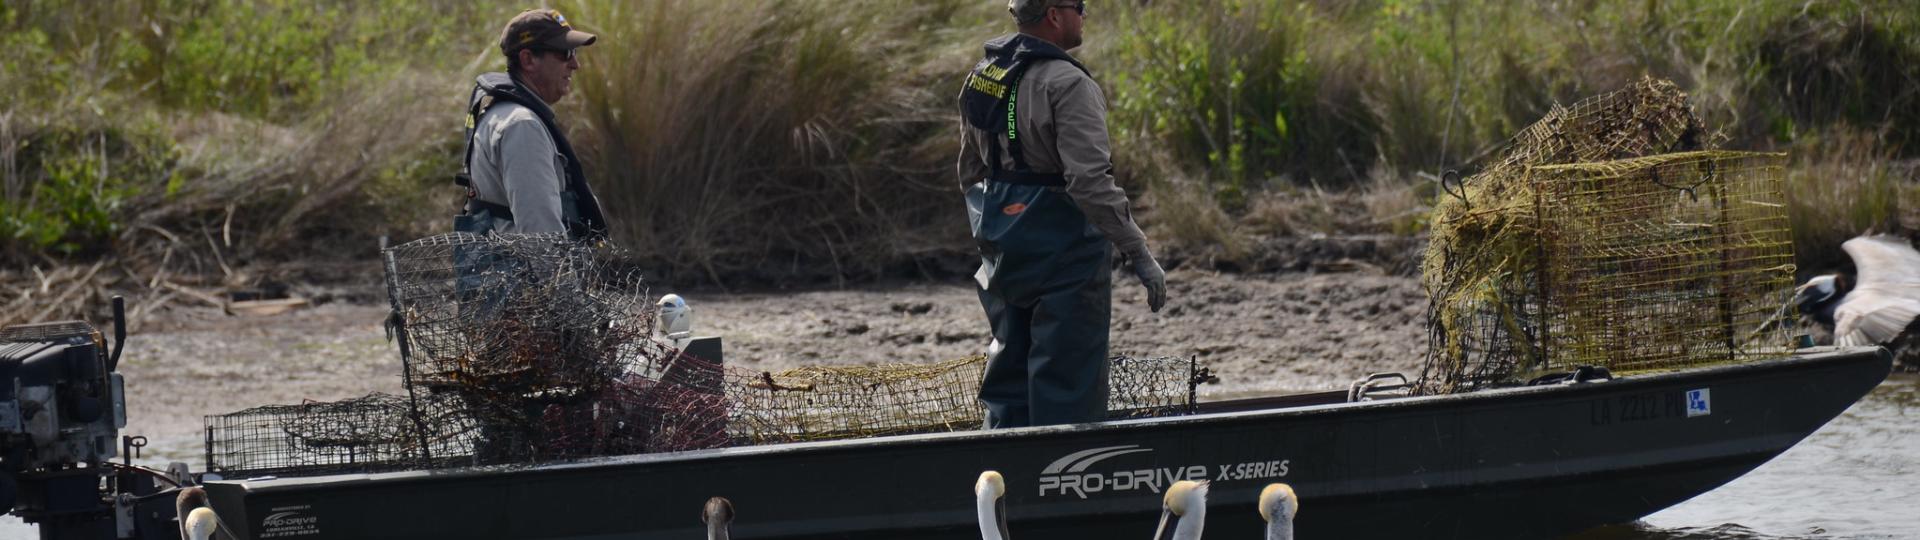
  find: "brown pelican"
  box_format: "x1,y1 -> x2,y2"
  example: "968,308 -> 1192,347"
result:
701,496 -> 734,540
1152,480 -> 1209,540
976,471 -> 1207,539
175,486 -> 234,540
176,487 -> 208,539
974,471 -> 1011,540
184,507 -> 219,540
1795,235 -> 1920,368
1259,483 -> 1299,540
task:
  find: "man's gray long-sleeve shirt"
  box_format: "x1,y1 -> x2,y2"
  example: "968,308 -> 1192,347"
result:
468,101 -> 568,234
956,40 -> 1150,256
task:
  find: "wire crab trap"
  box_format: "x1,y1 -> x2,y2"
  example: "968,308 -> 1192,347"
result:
377,233 -> 674,464
203,393 -> 477,477
380,233 -> 655,395
1419,78 -> 1794,394
207,232 -> 1210,475
719,353 -> 1203,444
1532,151 -> 1795,372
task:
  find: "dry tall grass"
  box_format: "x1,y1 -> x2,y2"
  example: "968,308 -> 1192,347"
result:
1785,128 -> 1912,277
565,0 -> 991,285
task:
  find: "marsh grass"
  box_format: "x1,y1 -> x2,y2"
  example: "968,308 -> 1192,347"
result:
1,0 -> 1915,286
1785,128 -> 1912,277
564,0 -> 989,284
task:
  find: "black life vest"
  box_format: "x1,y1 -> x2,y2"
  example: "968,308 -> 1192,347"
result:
960,34 -> 1090,188
454,72 -> 610,242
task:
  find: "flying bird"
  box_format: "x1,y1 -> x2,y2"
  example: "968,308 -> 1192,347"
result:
1259,483 -> 1299,540
1795,234 -> 1920,369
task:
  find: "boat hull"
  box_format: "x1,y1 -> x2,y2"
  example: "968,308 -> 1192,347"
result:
204,348 -> 1890,539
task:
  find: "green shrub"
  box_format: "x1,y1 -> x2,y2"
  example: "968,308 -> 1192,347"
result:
0,123 -> 174,256
1101,0 -> 1357,191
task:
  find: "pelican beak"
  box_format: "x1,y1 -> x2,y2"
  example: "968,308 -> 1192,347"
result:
995,497 -> 1010,540
1151,507 -> 1175,540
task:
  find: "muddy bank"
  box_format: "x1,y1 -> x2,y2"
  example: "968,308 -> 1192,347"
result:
113,267 -> 1428,465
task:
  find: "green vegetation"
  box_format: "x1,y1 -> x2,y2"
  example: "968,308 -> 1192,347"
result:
2,0 -> 1914,284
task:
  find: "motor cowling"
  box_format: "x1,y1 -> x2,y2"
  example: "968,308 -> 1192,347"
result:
0,321 -> 127,509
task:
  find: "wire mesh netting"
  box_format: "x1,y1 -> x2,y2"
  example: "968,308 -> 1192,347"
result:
723,354 -> 1195,444
1533,151 -> 1795,372
1419,78 -> 1796,394
203,393 -> 476,477
381,232 -> 652,394
206,233 -> 1204,477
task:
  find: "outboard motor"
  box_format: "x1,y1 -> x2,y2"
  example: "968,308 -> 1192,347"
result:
0,298 -> 179,539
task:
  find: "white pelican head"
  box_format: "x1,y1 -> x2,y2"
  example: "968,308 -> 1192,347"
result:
657,294 -> 693,339
184,507 -> 219,540
1154,479 -> 1209,540
176,486 -> 208,539
974,470 -> 1010,540
1259,483 -> 1299,540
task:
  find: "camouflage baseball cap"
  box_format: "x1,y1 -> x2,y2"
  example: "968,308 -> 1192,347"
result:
1008,0 -> 1052,24
499,9 -> 597,55
1006,0 -> 1082,24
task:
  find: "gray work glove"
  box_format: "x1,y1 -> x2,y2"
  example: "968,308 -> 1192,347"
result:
1126,247 -> 1167,313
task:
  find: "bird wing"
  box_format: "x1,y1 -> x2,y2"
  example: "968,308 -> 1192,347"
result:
1833,293 -> 1920,346
1834,235 -> 1920,346
1842,235 -> 1920,289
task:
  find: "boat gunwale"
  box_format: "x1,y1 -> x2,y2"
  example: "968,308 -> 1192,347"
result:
222,346 -> 1890,493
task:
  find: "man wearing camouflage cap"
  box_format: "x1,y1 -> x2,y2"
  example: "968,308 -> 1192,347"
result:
958,0 -> 1167,428
454,8 -> 609,241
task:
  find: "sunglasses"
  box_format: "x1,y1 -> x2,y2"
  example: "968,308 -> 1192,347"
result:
531,47 -> 578,61
1052,1 -> 1085,16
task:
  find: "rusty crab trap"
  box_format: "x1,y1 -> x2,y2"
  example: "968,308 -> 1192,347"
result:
378,232 -> 653,394
205,233 -> 1208,476
1419,78 -> 1796,394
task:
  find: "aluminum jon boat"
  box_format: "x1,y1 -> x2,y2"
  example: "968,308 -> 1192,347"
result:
201,347 -> 1890,539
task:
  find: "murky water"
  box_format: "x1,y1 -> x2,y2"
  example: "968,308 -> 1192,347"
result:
1,375 -> 1911,539
1623,372 -> 1919,540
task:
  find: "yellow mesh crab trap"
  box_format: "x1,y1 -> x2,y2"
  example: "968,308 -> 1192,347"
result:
1419,78 -> 1796,394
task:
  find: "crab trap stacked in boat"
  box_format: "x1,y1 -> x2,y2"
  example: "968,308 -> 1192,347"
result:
1419,78 -> 1796,395
203,233 -> 1202,476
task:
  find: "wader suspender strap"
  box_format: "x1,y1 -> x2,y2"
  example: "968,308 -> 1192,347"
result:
455,91 -> 516,220
454,87 -> 503,221
454,93 -> 493,196
990,70 -> 1068,188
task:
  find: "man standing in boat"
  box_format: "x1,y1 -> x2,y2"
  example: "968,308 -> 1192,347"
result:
454,8 -> 609,241
450,9 -> 612,462
958,0 -> 1167,428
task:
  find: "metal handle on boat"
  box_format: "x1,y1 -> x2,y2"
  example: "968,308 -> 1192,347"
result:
1347,372 -> 1411,402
